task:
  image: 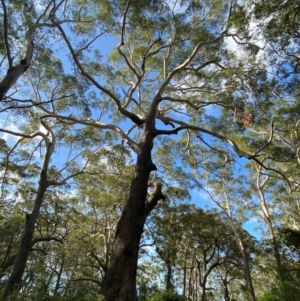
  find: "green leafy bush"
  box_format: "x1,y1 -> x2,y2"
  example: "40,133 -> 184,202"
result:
148,291 -> 186,301
258,280 -> 300,301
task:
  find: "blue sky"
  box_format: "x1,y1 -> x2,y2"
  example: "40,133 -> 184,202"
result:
0,0 -> 272,242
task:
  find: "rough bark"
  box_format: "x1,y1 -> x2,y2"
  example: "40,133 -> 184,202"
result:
100,121 -> 165,301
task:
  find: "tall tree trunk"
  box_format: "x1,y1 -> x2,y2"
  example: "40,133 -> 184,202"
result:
182,246 -> 187,298
2,131 -> 53,297
188,267 -> 193,301
101,122 -> 164,301
200,284 -> 206,301
230,223 -> 256,301
223,279 -> 230,301
256,168 -> 282,277
216,200 -> 256,301
165,263 -> 173,291
54,255 -> 65,294
240,243 -> 256,301
2,171 -> 49,297
156,247 -> 173,291
188,252 -> 196,301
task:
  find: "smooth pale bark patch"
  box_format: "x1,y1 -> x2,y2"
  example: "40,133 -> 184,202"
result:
0,41 -> 34,100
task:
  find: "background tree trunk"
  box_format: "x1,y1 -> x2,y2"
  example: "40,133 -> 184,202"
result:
256,167 -> 282,277
2,130 -> 53,298
2,170 -> 49,297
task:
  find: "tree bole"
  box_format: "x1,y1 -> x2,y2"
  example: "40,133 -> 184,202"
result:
101,123 -> 159,301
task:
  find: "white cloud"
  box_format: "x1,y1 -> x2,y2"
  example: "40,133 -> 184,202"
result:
0,117 -> 21,144
224,36 -> 239,53
33,0 -> 47,12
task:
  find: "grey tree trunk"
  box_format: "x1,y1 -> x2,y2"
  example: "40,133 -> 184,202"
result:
256,169 -> 282,277
0,37 -> 34,100
2,130 -> 53,298
2,171 -> 49,297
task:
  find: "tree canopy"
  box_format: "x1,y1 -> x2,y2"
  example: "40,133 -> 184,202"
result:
0,0 -> 300,300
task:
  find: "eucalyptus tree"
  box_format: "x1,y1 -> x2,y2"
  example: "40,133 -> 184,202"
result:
20,158 -> 132,299
253,165 -> 283,278
34,1 -> 278,299
0,70 -> 118,298
1,0 -> 291,300
190,161 -> 258,301
248,163 -> 300,295
0,117 -> 109,297
4,190 -> 76,298
0,0 -> 56,101
67,157 -> 134,285
252,0 -> 300,179
182,208 -> 245,301
140,196 -> 248,301
253,0 -> 300,69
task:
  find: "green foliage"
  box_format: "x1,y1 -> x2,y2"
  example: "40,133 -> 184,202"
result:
148,291 -> 186,301
1,0 -> 300,300
229,4 -> 247,29
279,227 -> 300,248
0,290 -> 104,301
258,280 -> 300,301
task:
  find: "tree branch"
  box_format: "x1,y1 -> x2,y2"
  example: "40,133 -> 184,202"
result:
1,0 -> 12,68
50,16 -> 143,126
0,22 -> 34,100
156,119 -> 292,187
31,236 -> 64,246
71,277 -> 102,286
89,251 -> 107,272
156,33 -> 227,97
144,182 -> 166,218
41,114 -> 141,154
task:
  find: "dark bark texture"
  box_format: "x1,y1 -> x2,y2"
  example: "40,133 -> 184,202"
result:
101,122 -> 164,301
